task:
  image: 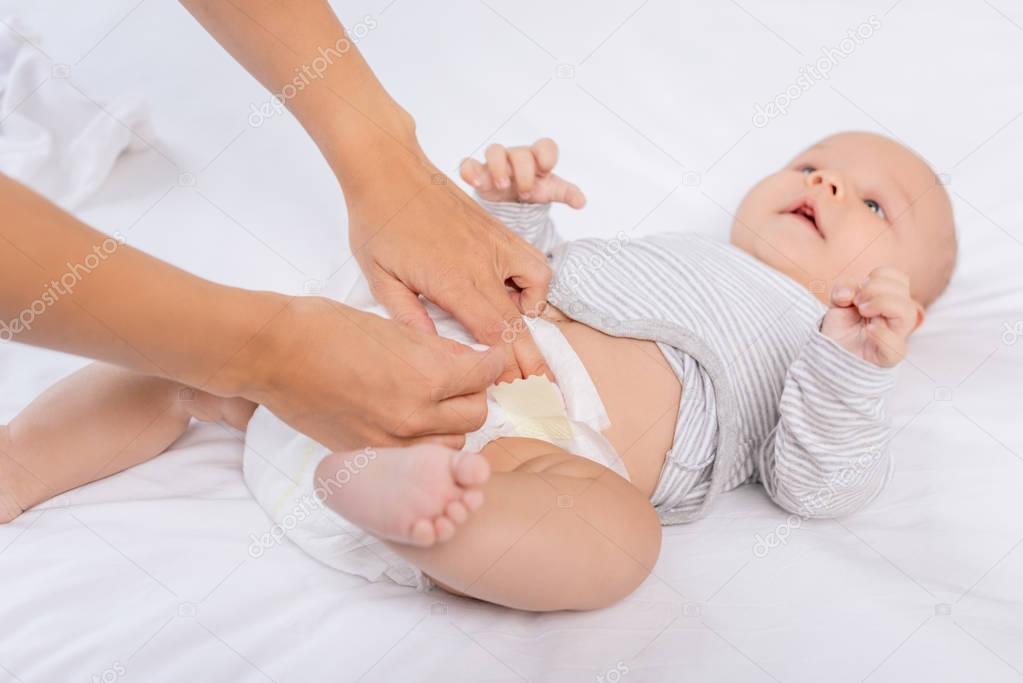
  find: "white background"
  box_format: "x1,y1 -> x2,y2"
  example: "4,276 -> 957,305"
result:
1,1 -> 1022,681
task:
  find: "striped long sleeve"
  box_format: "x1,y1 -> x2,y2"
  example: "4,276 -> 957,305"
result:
754,329 -> 897,518
478,199 -> 562,255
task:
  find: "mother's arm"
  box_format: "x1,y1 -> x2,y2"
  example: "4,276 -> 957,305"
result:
180,0 -> 552,381
0,173 -> 502,451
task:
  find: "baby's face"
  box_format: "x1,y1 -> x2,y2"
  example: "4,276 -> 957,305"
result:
731,132 -> 955,306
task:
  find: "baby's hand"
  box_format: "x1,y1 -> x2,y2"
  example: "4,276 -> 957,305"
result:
820,267 -> 924,368
459,138 -> 586,208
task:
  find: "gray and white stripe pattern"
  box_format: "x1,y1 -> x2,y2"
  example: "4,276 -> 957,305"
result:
481,200 -> 896,524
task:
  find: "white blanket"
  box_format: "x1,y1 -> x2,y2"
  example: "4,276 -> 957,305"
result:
0,18 -> 151,208
1,1 -> 1021,682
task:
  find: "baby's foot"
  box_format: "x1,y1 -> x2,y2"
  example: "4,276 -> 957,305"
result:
313,444 -> 489,547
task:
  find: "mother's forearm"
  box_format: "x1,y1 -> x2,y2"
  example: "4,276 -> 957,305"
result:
179,0 -> 427,190
0,174 -> 285,397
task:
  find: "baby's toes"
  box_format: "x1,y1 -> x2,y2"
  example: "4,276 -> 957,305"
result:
409,518 -> 437,547
452,451 -> 490,488
445,500 -> 468,525
434,516 -> 456,543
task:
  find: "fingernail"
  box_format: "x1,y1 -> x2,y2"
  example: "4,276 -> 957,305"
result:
497,177 -> 510,189
520,191 -> 531,200
834,287 -> 853,300
472,177 -> 481,188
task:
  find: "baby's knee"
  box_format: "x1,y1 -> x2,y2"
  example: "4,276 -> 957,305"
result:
178,388 -> 257,431
571,493 -> 662,610
528,476 -> 661,612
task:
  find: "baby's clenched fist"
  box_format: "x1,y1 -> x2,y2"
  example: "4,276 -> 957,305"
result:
821,266 -> 924,368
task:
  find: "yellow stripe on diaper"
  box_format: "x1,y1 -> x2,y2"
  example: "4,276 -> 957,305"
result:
270,438 -> 324,517
489,374 -> 573,440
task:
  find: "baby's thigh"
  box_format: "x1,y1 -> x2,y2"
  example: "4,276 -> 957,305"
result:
423,437 -> 662,610
480,436 -> 614,479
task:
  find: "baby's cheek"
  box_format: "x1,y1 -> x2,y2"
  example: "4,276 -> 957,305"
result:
836,227 -> 899,280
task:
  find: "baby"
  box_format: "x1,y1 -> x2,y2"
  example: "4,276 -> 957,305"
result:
0,131 -> 956,612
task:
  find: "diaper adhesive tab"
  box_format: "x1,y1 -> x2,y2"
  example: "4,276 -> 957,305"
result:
488,375 -> 574,440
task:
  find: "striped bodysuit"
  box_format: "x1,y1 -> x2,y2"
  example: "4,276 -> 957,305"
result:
481,200 -> 896,524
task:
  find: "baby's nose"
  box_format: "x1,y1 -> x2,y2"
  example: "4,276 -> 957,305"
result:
806,170 -> 842,198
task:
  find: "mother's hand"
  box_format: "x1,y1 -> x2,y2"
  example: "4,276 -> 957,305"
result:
181,0 -> 552,383
239,296 -> 506,451
346,153 -> 554,384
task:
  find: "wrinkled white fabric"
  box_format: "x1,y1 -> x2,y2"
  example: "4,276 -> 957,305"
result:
0,19 -> 152,207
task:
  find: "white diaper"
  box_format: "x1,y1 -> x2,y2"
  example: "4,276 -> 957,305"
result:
242,280 -> 624,589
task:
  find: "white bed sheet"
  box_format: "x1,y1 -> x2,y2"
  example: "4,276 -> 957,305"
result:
1,1 -> 1022,681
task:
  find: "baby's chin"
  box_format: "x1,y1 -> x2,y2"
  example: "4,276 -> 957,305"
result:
727,221 -> 826,296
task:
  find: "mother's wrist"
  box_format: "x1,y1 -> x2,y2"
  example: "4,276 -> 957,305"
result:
204,287 -> 294,402
325,105 -> 433,201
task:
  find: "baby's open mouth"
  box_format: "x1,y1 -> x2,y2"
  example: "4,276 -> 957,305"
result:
785,200 -> 822,236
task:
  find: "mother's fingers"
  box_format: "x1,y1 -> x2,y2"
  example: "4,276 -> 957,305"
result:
371,271 -> 437,335
434,277 -> 551,382
509,247 -> 553,317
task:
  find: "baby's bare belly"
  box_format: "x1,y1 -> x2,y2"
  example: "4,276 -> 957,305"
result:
541,307 -> 681,498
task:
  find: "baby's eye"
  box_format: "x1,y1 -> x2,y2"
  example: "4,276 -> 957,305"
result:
799,166 -> 817,175
864,199 -> 886,220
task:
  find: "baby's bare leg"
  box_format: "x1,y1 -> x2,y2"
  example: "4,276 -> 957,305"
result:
387,437 -> 662,611
0,362 -> 255,523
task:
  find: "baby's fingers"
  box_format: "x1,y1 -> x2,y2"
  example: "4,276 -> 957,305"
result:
866,318 -> 906,368
508,147 -> 537,195
829,282 -> 859,308
485,144 -> 511,190
459,157 -> 493,192
531,138 -> 559,175
855,292 -> 918,336
549,176 -> 587,209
